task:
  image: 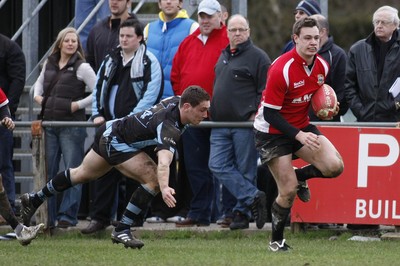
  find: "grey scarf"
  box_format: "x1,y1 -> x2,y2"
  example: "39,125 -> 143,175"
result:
130,43 -> 146,79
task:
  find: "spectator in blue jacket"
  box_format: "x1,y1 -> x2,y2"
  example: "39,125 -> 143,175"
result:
142,0 -> 198,224
144,0 -> 198,100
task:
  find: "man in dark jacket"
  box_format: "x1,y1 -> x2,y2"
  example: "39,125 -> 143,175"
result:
86,0 -> 137,71
209,14 -> 271,230
0,33 -> 26,219
345,5 -> 400,123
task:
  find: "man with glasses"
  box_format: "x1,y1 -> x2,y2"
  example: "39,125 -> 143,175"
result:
346,5 -> 400,123
209,14 -> 270,230
345,5 -> 400,232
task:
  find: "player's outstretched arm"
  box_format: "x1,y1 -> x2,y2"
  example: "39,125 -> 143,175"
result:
156,149 -> 176,208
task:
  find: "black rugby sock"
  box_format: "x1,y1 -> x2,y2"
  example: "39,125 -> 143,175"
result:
116,185 -> 156,232
295,165 -> 324,181
271,201 -> 291,242
33,169 -> 73,208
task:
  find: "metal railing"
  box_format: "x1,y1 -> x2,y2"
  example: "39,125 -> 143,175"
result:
0,0 -> 8,9
26,0 -> 107,121
11,0 -> 48,42
14,120 -> 400,128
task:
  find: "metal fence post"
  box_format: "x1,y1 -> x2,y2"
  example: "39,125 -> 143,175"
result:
31,120 -> 49,234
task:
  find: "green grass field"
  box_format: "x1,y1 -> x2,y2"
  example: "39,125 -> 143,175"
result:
0,229 -> 398,266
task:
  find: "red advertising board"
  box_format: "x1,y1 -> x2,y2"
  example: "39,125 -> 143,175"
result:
291,126 -> 400,226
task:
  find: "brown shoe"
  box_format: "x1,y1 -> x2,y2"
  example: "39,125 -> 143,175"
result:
81,220 -> 107,234
175,218 -> 209,227
57,220 -> 74,229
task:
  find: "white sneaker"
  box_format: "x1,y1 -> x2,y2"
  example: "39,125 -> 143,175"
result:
145,216 -> 165,223
268,239 -> 291,252
15,223 -> 44,246
166,216 -> 185,223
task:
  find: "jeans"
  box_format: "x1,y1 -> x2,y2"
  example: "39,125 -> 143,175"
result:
0,127 -> 15,211
74,0 -> 110,52
182,127 -> 214,224
45,127 -> 87,226
209,128 -> 258,217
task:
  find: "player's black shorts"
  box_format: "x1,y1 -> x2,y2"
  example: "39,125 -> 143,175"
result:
92,122 -> 139,165
254,124 -> 321,165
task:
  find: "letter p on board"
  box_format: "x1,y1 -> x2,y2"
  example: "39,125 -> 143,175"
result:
358,134 -> 399,187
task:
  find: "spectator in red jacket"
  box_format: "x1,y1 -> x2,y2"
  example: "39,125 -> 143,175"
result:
171,0 -> 228,227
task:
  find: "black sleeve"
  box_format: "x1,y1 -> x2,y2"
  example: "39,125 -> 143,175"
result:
86,28 -> 96,70
330,50 -> 348,117
263,106 -> 300,139
6,42 -> 26,116
0,105 -> 11,120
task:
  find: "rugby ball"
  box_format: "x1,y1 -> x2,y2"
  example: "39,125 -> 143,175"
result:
311,84 -> 338,120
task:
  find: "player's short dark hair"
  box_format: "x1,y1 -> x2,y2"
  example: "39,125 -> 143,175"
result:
292,17 -> 319,36
180,86 -> 210,108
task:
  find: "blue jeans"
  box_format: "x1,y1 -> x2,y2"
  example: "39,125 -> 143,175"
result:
182,127 -> 214,224
209,128 -> 258,217
45,127 -> 87,226
74,0 -> 110,52
0,127 -> 15,211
